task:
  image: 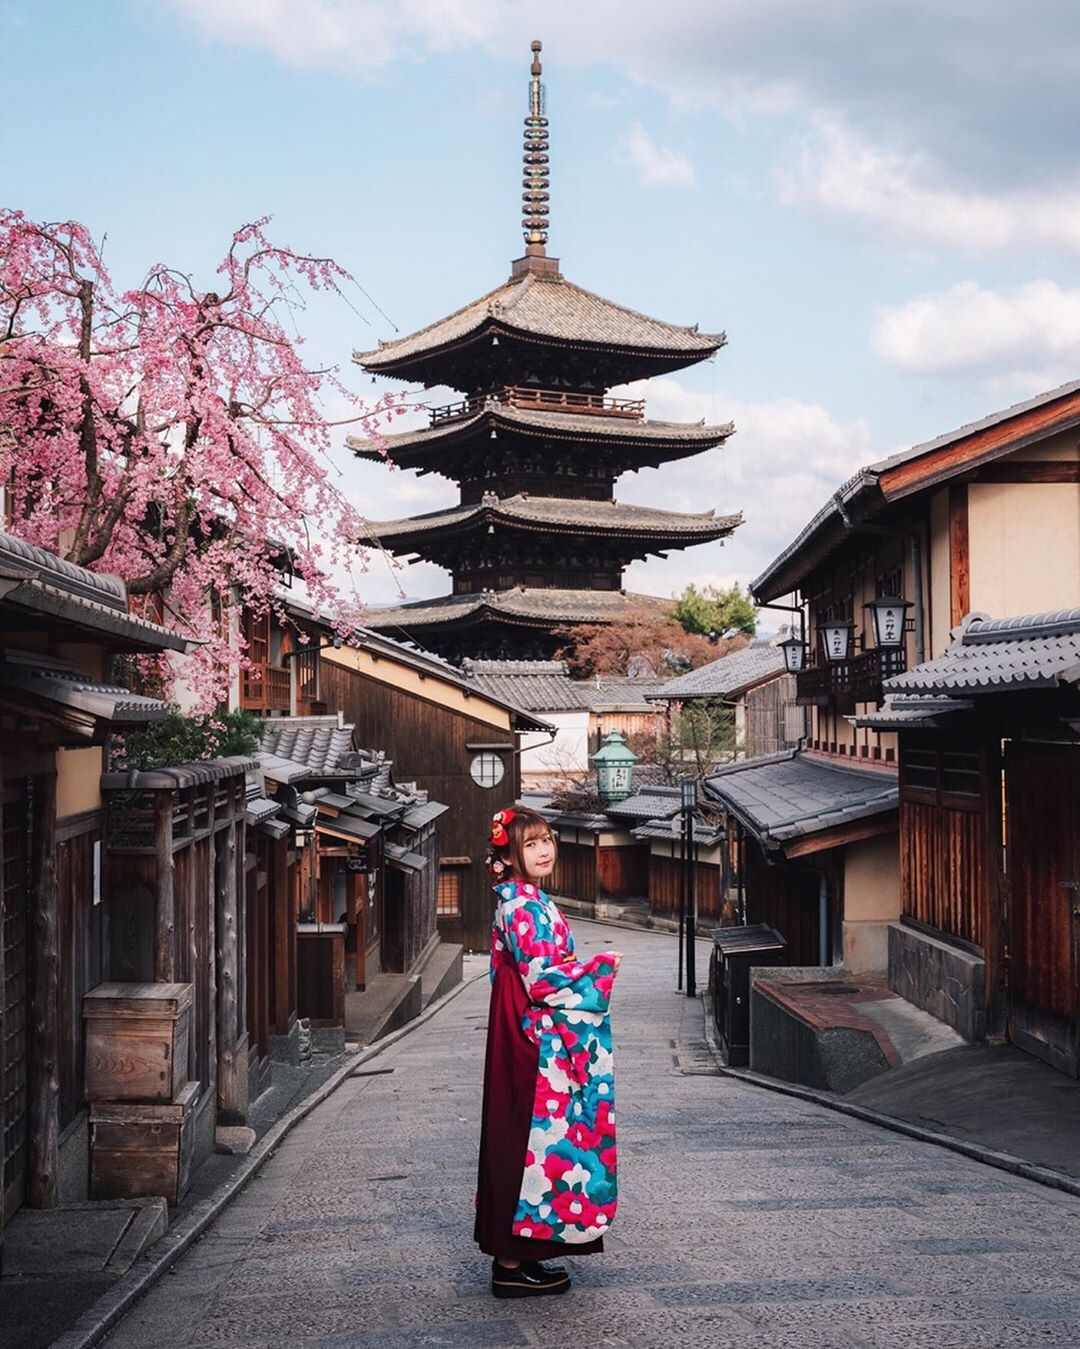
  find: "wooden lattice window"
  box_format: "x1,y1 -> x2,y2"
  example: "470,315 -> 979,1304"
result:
437,868 -> 462,917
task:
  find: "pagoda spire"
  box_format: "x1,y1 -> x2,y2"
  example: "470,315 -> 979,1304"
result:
522,39 -> 549,256
512,40 -> 560,278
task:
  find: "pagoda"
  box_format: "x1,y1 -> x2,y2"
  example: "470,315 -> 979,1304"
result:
350,40 -> 740,663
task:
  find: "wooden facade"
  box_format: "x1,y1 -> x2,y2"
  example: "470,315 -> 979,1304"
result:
101,762 -> 251,1151
320,654 -> 528,952
550,830 -> 649,909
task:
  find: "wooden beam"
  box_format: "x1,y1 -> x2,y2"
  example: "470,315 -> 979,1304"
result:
29,773 -> 59,1209
216,816 -> 243,1122
781,809 -> 898,860
949,483 -> 970,626
0,782 -> 7,1267
973,460 -> 1080,484
153,792 -> 176,982
879,392 -> 1080,500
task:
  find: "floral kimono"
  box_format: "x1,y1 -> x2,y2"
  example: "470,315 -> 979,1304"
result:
474,879 -> 619,1259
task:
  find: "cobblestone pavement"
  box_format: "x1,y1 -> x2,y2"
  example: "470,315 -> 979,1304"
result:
104,922 -> 1080,1349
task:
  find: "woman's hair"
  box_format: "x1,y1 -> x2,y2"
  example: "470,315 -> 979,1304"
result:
486,805 -> 558,881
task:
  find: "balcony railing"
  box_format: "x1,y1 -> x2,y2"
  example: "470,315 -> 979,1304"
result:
241,663 -> 291,714
796,647 -> 908,708
429,385 -> 646,428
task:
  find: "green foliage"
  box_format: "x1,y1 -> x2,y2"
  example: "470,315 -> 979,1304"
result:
113,708 -> 262,772
673,582 -> 758,639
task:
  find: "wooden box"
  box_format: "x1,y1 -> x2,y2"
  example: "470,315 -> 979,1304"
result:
84,982 -> 192,1103
89,1080 -> 199,1206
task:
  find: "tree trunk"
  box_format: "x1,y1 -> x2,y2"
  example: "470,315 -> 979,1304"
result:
29,773 -> 59,1209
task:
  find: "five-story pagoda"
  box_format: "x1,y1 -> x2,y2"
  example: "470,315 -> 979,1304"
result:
350,40 -> 740,663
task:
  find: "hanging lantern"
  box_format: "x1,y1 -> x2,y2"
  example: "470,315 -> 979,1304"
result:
819,619 -> 855,663
779,635 -> 808,673
865,596 -> 912,648
590,729 -> 640,804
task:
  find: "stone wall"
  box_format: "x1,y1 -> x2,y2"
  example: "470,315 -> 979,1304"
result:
887,921 -> 985,1042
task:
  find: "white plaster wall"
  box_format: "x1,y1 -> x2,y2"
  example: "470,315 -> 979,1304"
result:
969,481 -> 1080,618
519,710 -> 589,789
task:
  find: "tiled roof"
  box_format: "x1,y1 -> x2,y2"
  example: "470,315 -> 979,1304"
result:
0,650 -> 169,726
101,756 -> 255,791
704,750 -> 898,852
460,659 -> 667,712
355,271 -> 725,369
260,721 -> 355,775
0,530 -> 189,653
631,818 -> 726,845
652,642 -> 786,700
366,495 -> 740,545
347,404 -> 733,461
0,530 -> 128,607
364,588 -> 670,632
606,786 -> 683,821
851,693 -> 974,730
753,377 -> 1080,603
885,608 -> 1080,696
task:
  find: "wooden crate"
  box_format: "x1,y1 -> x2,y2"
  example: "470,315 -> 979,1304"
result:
89,1080 -> 200,1205
84,982 -> 192,1103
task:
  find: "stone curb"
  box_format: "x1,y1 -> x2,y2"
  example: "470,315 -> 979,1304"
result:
48,967 -> 488,1349
700,994 -> 1080,1203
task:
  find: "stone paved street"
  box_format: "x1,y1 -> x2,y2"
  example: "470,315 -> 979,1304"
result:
104,922 -> 1080,1349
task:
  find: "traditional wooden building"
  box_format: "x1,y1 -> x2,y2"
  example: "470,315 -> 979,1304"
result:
347,41 -> 739,661
856,609 -> 1080,1072
0,531 -> 187,1264
706,378 -> 1080,976
316,633 -> 550,952
253,716 -> 448,1045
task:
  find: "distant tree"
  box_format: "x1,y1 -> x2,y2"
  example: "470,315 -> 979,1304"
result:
556,601 -> 742,678
0,210 -> 402,706
673,582 -> 758,639
626,698 -> 737,782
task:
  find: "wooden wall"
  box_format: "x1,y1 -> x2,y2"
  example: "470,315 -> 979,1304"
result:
898,739 -> 995,950
743,840 -> 838,967
649,854 -> 723,921
321,662 -> 520,952
55,811 -> 106,1132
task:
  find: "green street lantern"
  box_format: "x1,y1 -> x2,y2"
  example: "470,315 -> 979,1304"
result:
590,729 -> 640,804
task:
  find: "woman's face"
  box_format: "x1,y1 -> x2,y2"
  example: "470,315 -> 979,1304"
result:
520,829 -> 556,881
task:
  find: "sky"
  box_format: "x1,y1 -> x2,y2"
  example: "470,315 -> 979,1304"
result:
5,1 -> 1080,616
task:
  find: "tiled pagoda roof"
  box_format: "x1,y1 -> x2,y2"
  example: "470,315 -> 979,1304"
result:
347,404 -> 734,466
362,588 -> 666,633
366,495 -> 741,549
354,271 -> 725,374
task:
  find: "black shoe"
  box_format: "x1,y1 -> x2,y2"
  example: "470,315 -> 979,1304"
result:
491,1258 -> 571,1298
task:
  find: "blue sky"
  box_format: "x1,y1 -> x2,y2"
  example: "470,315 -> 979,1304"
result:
5,1 -> 1080,610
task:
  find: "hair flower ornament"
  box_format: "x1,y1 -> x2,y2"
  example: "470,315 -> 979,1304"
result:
490,808 -> 516,848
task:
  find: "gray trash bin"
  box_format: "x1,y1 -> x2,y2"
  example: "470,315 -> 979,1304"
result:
711,924 -> 786,1066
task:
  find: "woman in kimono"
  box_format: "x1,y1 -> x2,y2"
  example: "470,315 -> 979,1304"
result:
474,806 -> 622,1299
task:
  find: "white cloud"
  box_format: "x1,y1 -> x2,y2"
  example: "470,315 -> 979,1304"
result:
622,122 -> 696,188
783,118 -> 1080,254
872,280 -> 1080,383
163,1 -> 1080,252
616,377 -> 871,594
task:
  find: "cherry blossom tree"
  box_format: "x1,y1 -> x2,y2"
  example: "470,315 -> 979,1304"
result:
0,210 -> 400,705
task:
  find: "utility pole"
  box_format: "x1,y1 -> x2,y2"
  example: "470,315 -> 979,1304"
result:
681,776 -> 697,998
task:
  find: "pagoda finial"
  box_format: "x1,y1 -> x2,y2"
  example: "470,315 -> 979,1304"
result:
521,38 -> 550,257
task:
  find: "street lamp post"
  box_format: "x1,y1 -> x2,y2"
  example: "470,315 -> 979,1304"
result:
681,776 -> 698,998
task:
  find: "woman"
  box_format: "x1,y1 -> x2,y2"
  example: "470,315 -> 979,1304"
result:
474,806 -> 622,1299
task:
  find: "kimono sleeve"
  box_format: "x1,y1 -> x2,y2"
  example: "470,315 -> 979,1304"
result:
501,899 -> 619,1014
